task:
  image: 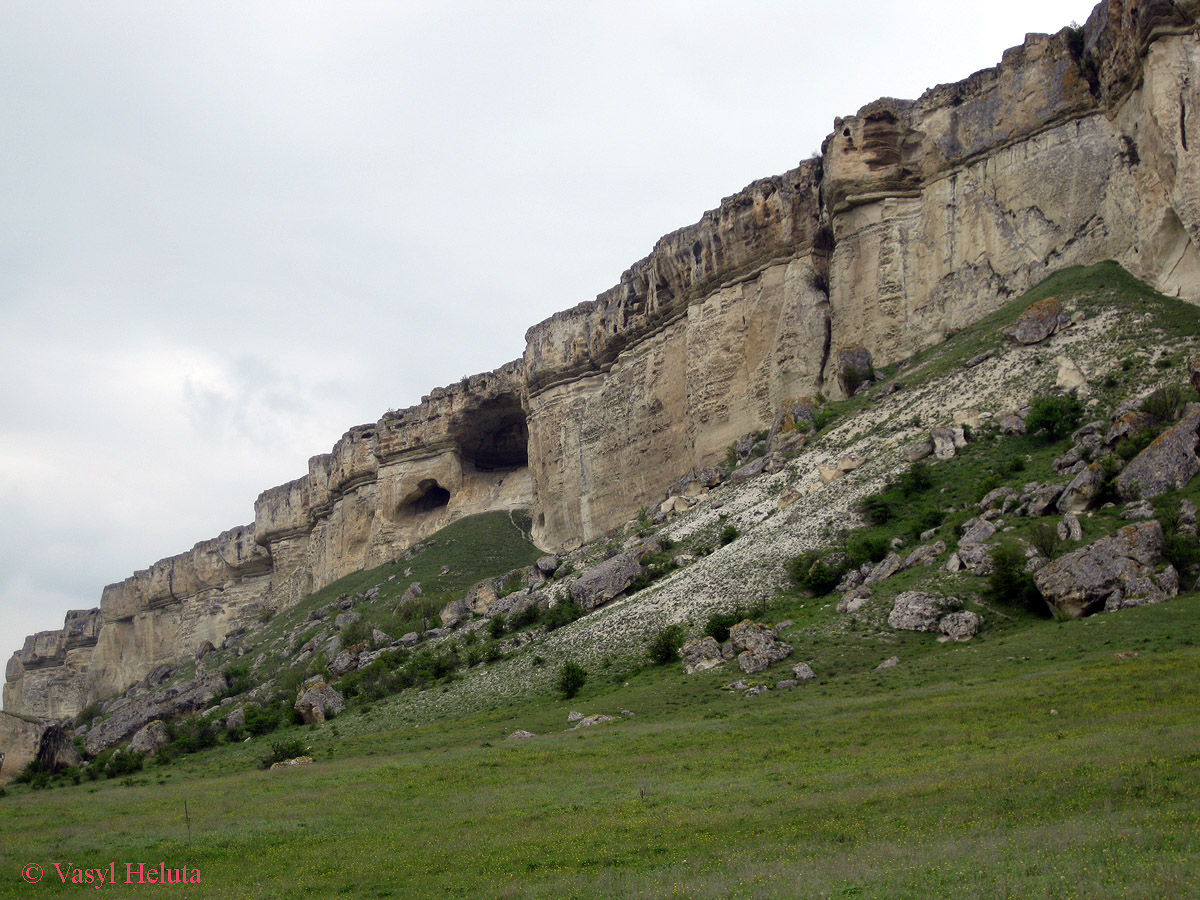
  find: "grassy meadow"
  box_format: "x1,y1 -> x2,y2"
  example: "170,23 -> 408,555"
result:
3,593 -> 1198,899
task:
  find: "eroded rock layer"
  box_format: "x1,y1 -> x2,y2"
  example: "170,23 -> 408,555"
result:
7,0 -> 1200,725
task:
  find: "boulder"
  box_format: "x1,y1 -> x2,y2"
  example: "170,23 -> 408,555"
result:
328,649 -> 359,677
792,662 -> 816,681
536,555 -> 560,576
575,714 -> 615,729
729,621 -> 793,672
679,637 -> 725,674
1027,483 -> 1066,517
1106,410 -> 1156,445
931,428 -> 958,460
225,706 -> 246,731
294,682 -> 345,724
902,441 -> 933,463
566,711 -> 584,723
837,586 -> 872,614
998,413 -> 1027,435
955,544 -> 993,575
864,552 -> 906,587
938,611 -> 981,641
960,518 -> 997,546
1056,356 -> 1089,395
1058,512 -> 1084,542
904,541 -> 946,568
730,457 -> 768,484
775,679 -> 799,690
128,720 -> 171,755
888,592 -> 963,632
506,730 -> 536,740
876,656 -> 900,670
397,631 -> 421,646
1033,521 -> 1177,618
333,611 -> 360,629
979,487 -> 1017,511
1003,296 -> 1069,344
569,551 -> 644,611
1115,403 -> 1200,501
269,756 -> 313,770
1057,463 -> 1109,514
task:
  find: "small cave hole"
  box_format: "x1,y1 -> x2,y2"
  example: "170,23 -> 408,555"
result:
401,479 -> 451,516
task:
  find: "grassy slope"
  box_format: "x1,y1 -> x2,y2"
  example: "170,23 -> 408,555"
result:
1,599 -> 1197,899
4,264 -> 1200,898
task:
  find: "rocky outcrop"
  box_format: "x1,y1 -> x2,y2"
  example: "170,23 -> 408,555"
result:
1034,521 -> 1179,617
294,682 -> 345,725
1115,402 -> 1200,500
888,592 -> 964,633
0,712 -> 44,784
10,0 -> 1200,723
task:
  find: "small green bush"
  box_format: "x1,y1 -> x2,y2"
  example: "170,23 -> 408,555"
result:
647,625 -> 688,666
488,615 -> 507,638
1025,395 -> 1084,441
1141,384 -> 1186,425
719,525 -> 740,546
260,738 -> 309,770
509,603 -> 541,630
787,551 -> 847,596
844,532 -> 889,568
1028,520 -> 1062,558
544,599 -> 584,631
704,612 -> 741,644
986,543 -> 1042,610
556,660 -> 587,699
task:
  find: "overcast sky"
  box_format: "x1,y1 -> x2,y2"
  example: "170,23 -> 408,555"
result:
0,0 -> 1102,695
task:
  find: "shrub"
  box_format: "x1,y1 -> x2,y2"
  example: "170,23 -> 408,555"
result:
844,532 -> 889,568
704,612 -> 741,644
860,493 -> 897,526
340,619 -> 371,647
1025,395 -> 1084,441
787,550 -> 847,596
647,625 -> 688,666
1028,520 -> 1062,558
719,524 -> 740,546
1141,384 -> 1186,425
488,615 -> 507,638
509,603 -> 542,630
986,543 -> 1042,610
556,661 -> 587,699
260,738 -> 309,770
102,750 -> 144,779
544,599 -> 584,631
1116,428 -> 1159,461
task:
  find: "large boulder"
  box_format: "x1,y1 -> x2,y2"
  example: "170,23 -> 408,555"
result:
128,720 -> 171,755
888,592 -> 963,633
1115,403 -> 1200,501
1033,521 -> 1178,618
679,637 -> 725,674
729,620 -> 793,673
1057,463 -> 1109,514
569,551 -> 644,611
294,682 -> 345,724
1003,297 -> 1069,344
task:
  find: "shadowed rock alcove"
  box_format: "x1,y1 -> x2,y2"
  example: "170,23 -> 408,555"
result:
400,479 -> 451,516
453,395 -> 529,471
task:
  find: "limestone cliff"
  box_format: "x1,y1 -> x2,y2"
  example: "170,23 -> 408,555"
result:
7,0 -> 1200,727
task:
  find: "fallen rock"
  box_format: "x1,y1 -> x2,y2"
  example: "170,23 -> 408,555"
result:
744,685 -> 769,697
1057,463 -> 1109,514
128,720 -> 171,755
902,441 -> 933,463
774,679 -> 798,690
998,413 -> 1027,435
328,649 -> 359,677
1058,512 -> 1084,542
397,631 -> 421,646
731,457 -> 768,484
864,552 -> 906,587
1056,356 -> 1089,395
837,586 -> 872,614
294,682 -> 345,724
1033,521 -> 1177,618
904,541 -> 946,568
575,714 -> 615,729
507,730 -> 536,741
1003,296 -> 1069,344
679,637 -> 725,674
1027,483 -> 1066,517
960,518 -> 998,546
269,756 -> 313,770
888,592 -> 963,633
792,662 -> 815,681
536,555 -> 560,576
932,428 -> 958,460
1115,402 -> 1200,501
569,551 -> 644,611
938,611 -> 981,641
730,621 -> 793,672
876,656 -> 900,670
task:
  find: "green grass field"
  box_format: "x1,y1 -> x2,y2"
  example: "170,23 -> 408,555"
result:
3,593 -> 1198,899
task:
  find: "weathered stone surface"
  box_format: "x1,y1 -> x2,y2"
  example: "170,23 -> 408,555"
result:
1034,521 -> 1177,618
729,621 -> 793,664
864,552 -> 906,587
1004,297 -> 1070,344
36,724 -> 81,773
575,714 -> 615,729
536,555 -> 560,576
679,637 -> 725,674
507,730 -> 536,740
85,671 -> 228,755
1057,463 -> 1109,514
792,662 -> 816,681
569,551 -> 645,611
1058,512 -> 1084,542
128,720 -> 171,755
888,592 -> 963,632
931,428 -> 958,460
566,711 -> 584,723
938,611 -> 982,641
904,541 -> 946,569
1028,483 -> 1066,517
998,413 -> 1027,435
902,441 -> 933,462
960,518 -> 998,546
837,586 -> 872,614
294,682 -> 345,724
270,755 -> 313,770
1115,403 -> 1200,501
439,599 -> 470,627
0,712 -> 44,784
876,656 -> 899,670
328,649 -> 359,678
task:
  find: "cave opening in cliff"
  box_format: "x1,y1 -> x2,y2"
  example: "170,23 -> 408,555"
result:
453,395 -> 529,471
401,479 -> 451,516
